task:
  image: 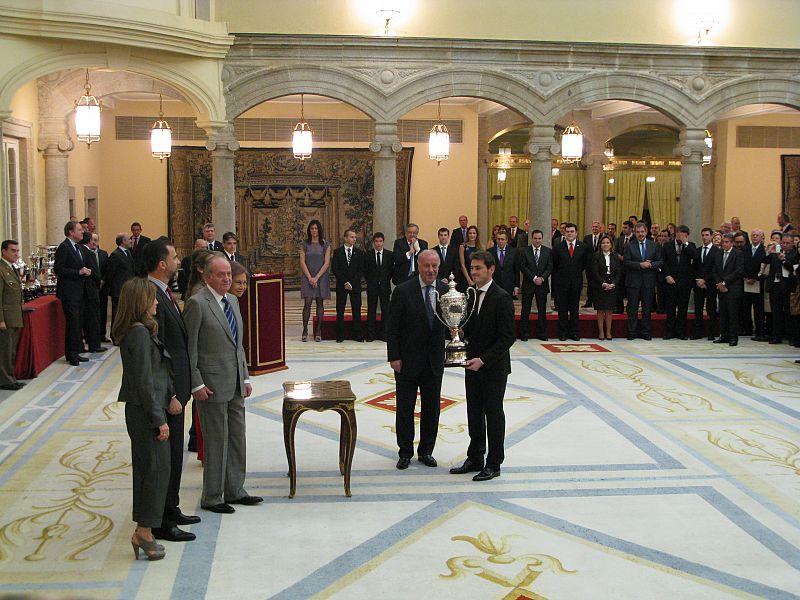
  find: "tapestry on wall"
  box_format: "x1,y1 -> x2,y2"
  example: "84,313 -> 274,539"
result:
167,147 -> 413,287
782,155 -> 800,228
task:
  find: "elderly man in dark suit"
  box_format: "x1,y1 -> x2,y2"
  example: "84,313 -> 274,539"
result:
386,249 -> 448,470
551,223 -> 589,341
0,240 -> 24,390
488,230 -> 519,298
507,215 -> 528,250
434,228 -> 459,284
54,221 -> 93,366
184,255 -> 261,514
202,223 -> 224,252
450,215 -> 469,250
105,233 -> 135,339
623,222 -> 663,340
392,223 -> 428,286
693,227 -> 721,340
364,232 -> 393,342
582,220 -> 602,308
661,225 -> 697,340
331,228 -> 365,342
743,229 -> 768,341
145,239 -> 200,542
519,229 -> 552,341
450,251 -> 515,482
713,233 -> 745,346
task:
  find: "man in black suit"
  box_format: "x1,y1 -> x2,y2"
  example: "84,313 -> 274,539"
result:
129,222 -> 151,276
105,233 -> 136,339
693,227 -> 720,340
331,229 -> 364,342
550,219 -> 561,246
519,230 -> 552,341
80,231 -> 105,353
713,233 -> 745,346
386,249 -> 448,470
508,215 -> 528,250
777,212 -> 794,234
623,222 -> 663,340
450,215 -> 469,250
661,225 -> 696,340
450,251 -> 515,482
392,223 -> 428,286
742,229 -> 767,341
434,228 -> 458,284
488,230 -> 519,298
551,223 -> 589,341
222,232 -> 247,268
364,232 -> 393,342
54,221 -> 93,366
145,239 -> 201,543
763,232 -> 798,344
203,223 -> 224,252
88,233 -> 111,342
582,221 -> 602,308
613,220 -> 634,314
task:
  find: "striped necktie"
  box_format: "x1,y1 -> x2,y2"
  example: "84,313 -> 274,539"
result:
221,296 -> 238,344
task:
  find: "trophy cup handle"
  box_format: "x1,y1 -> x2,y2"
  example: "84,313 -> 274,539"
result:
462,286 -> 478,326
431,289 -> 451,329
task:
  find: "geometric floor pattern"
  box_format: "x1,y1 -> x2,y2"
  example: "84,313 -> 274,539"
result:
0,336 -> 798,599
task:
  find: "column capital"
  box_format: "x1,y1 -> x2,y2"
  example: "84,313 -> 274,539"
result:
198,120 -> 240,152
369,121 -> 401,155
526,124 -> 559,161
582,152 -> 609,169
675,127 -> 707,164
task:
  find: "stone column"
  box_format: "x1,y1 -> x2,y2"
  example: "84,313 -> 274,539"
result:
676,128 -> 707,243
199,121 -> 239,235
477,151 -> 491,236
701,159 -> 715,230
526,125 -> 559,237
369,122 -> 401,240
583,152 -> 607,233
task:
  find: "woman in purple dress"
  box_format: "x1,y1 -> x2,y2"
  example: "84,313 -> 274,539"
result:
299,219 -> 331,342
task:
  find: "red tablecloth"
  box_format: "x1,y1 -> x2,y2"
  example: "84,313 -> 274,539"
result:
15,295 -> 65,379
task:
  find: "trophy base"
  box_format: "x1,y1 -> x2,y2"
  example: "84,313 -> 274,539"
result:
444,348 -> 469,368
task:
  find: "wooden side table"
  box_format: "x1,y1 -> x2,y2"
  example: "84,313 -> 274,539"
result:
282,380 -> 357,498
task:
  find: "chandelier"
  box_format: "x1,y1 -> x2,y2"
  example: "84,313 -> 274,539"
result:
560,123 -> 583,163
74,69 -> 101,148
428,99 -> 450,165
293,94 -> 313,160
150,94 -> 172,162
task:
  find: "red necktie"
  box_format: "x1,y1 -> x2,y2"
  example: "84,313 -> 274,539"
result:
569,242 -> 574,257
165,287 -> 179,311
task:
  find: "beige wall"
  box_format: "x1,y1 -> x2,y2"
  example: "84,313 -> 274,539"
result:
713,112 -> 800,234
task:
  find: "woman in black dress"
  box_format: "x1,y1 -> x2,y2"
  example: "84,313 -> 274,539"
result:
591,234 -> 622,340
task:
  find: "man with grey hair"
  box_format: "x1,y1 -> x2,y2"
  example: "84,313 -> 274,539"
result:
392,223 -> 428,285
743,228 -> 767,340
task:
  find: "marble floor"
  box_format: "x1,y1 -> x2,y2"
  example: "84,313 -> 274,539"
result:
0,328 -> 798,599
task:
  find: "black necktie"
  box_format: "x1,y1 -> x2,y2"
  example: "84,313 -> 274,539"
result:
377,251 -> 381,267
475,288 -> 485,314
346,247 -> 352,265
73,243 -> 83,266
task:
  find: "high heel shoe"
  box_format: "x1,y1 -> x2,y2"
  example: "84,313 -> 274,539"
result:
132,532 -> 166,561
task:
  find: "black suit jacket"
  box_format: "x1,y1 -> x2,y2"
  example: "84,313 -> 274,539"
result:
96,248 -> 109,289
54,238 -> 89,302
551,239 -> 590,290
519,245 -> 553,294
451,228 -> 468,250
178,255 -> 192,296
509,229 -> 528,249
206,240 -> 223,252
81,245 -> 102,302
151,281 -> 191,404
590,252 -> 623,289
488,245 -> 519,296
743,244 -> 766,281
434,245 -> 459,282
623,238 -> 663,289
583,233 -> 601,254
130,235 -> 151,276
762,248 -> 799,293
614,235 -> 633,258
386,277 -> 448,378
695,244 -> 721,283
364,248 -> 393,293
392,238 -> 428,285
714,248 -> 745,297
105,247 -> 136,298
331,245 -> 365,290
463,282 -> 515,377
225,251 -> 248,268
661,240 -> 697,286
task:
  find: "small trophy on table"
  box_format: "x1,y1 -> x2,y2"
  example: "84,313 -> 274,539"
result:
433,274 -> 477,367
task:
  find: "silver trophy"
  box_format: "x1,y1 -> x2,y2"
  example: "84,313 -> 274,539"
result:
433,274 -> 478,367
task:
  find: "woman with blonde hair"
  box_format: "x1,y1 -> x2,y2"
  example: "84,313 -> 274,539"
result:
114,277 -> 175,561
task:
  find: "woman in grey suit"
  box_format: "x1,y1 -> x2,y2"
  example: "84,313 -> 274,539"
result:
114,277 -> 175,561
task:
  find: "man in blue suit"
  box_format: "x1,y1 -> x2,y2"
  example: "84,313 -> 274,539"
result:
623,222 -> 663,340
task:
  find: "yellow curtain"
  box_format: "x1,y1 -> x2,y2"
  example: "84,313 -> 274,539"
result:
645,170 -> 681,229
551,169 -> 585,234
488,168 -> 530,232
603,170 -> 646,227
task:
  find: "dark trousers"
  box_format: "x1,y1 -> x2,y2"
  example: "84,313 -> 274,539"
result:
664,283 -> 691,337
693,285 -> 718,338
62,298 -> 84,359
366,285 -> 390,340
743,291 -> 765,337
125,403 -> 170,528
521,287 -> 548,338
82,297 -> 101,350
718,292 -> 741,341
99,289 -> 109,339
585,273 -> 594,307
615,271 -> 627,313
394,363 -> 443,459
655,280 -> 666,313
335,286 -> 362,341
626,285 -> 654,337
768,281 -> 789,341
111,295 -> 121,340
0,327 -> 20,385
465,371 -> 507,470
556,282 -> 581,338
161,406 -> 186,527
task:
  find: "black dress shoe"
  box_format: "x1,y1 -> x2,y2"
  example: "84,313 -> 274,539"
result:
202,503 -> 235,514
627,336 -> 635,340
67,358 -> 80,366
77,356 -> 89,362
365,338 -> 374,342
519,336 -> 528,341
228,495 -> 263,505
641,335 -> 652,341
713,337 -> 728,344
396,457 -> 410,470
769,339 -> 781,344
152,525 -> 196,542
751,336 -> 768,342
0,383 -> 23,390
570,336 -> 580,341
449,460 -> 484,474
101,337 -> 112,343
472,467 -> 501,481
88,347 -> 107,353
691,335 -> 704,340
336,338 -> 343,343
559,336 -> 567,341
537,336 -> 548,341
418,455 -> 437,467
707,336 -> 716,341
168,511 -> 201,525
729,339 -> 738,346
677,336 -> 688,340
664,334 -> 674,340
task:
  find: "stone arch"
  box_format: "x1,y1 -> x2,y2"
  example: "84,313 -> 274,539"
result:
699,77 -> 800,124
223,66 -> 386,121
385,69 -> 546,123
539,72 -> 699,127
0,49 -> 223,121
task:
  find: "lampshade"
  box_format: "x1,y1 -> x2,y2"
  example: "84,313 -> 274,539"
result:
74,69 -> 101,148
293,94 -> 313,160
551,167 -> 560,177
428,99 -> 449,165
560,123 -> 583,162
150,94 -> 172,161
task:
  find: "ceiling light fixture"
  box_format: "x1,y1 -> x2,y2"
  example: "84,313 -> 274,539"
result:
560,123 -> 583,163
74,69 -> 101,148
428,100 -> 449,165
376,6 -> 400,35
293,94 -> 313,161
150,94 -> 172,162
